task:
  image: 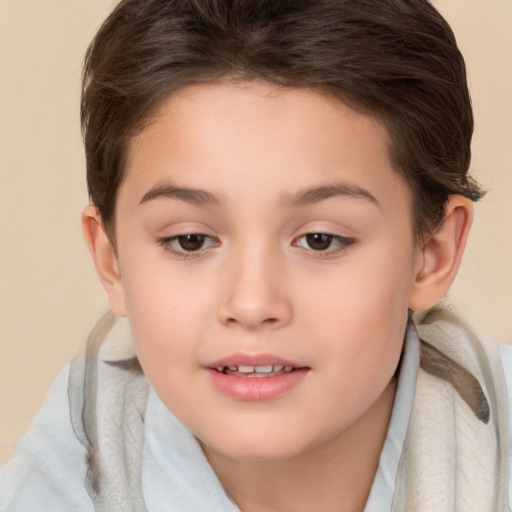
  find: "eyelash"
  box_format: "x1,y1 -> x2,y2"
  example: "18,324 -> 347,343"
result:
293,233 -> 355,257
158,234 -> 219,259
158,232 -> 355,259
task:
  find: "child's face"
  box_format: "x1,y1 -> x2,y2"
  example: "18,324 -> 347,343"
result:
113,81 -> 422,460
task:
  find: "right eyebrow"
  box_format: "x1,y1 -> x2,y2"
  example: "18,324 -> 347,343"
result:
139,183 -> 221,208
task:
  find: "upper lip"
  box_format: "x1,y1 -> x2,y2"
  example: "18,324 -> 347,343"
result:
206,353 -> 306,369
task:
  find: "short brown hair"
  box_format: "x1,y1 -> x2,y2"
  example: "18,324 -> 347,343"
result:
81,0 -> 483,242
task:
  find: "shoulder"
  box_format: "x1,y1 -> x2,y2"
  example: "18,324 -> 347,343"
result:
499,342 -> 512,383
499,343 -> 512,428
414,302 -> 512,510
0,362 -> 94,512
498,342 -> 512,511
414,301 -> 511,415
414,301 -> 506,374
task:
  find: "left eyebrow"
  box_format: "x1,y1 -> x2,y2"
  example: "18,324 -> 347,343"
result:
282,182 -> 380,208
139,183 -> 221,208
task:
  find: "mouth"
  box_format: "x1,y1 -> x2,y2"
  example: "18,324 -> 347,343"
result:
214,364 -> 297,378
206,354 -> 309,401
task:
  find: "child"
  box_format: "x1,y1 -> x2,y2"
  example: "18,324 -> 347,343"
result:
1,0 -> 511,510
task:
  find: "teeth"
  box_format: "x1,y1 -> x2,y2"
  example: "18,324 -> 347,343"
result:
238,365 -> 255,373
216,364 -> 295,374
255,365 -> 273,373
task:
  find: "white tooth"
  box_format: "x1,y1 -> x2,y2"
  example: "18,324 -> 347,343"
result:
238,365 -> 255,373
273,365 -> 284,372
217,366 -> 224,372
255,365 -> 273,373
284,366 -> 293,372
228,366 -> 237,371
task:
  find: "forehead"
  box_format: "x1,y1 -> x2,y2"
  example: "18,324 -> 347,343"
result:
121,81 -> 410,215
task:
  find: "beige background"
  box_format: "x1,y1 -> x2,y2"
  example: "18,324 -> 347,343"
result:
0,0 -> 511,465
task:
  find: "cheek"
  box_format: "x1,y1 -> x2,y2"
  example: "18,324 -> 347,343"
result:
302,243 -> 413,327
121,241 -> 209,321
301,242 -> 413,387
119,256 -> 213,379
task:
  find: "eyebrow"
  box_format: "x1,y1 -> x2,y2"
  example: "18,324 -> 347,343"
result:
139,181 -> 379,209
282,182 -> 380,208
139,184 -> 221,208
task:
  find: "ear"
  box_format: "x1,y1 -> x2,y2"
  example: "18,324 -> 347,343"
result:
82,205 -> 127,317
408,195 -> 473,312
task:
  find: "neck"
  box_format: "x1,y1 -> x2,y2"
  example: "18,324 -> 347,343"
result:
202,379 -> 396,512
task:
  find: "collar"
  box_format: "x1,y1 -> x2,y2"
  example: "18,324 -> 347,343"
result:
142,389 -> 240,511
364,324 -> 420,511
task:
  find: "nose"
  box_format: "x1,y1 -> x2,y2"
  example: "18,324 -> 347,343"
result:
217,248 -> 293,330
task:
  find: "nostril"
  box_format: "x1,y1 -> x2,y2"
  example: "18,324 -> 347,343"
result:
224,315 -> 280,328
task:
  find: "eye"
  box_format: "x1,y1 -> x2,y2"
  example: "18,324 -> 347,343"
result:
159,233 -> 218,255
175,234 -> 208,251
294,233 -> 354,253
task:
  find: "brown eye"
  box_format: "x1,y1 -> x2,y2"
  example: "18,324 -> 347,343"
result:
177,234 -> 206,251
294,232 -> 354,255
159,233 -> 218,256
305,233 -> 333,250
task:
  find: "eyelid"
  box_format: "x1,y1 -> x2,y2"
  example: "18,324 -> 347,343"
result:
158,233 -> 220,258
293,232 -> 355,257
156,227 -> 355,260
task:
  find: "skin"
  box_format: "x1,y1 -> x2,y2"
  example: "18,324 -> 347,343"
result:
83,81 -> 473,511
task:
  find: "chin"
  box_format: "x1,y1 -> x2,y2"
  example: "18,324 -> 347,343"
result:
199,426 -> 319,463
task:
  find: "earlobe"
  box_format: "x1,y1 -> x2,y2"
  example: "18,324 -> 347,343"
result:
81,205 -> 127,317
408,195 -> 473,312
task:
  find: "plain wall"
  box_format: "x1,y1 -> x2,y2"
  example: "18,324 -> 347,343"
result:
1,0 -> 511,465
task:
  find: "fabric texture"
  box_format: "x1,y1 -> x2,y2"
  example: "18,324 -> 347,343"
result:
68,312 -> 149,512
393,305 -> 511,511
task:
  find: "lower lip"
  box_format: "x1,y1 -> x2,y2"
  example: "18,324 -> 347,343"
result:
207,368 -> 309,401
